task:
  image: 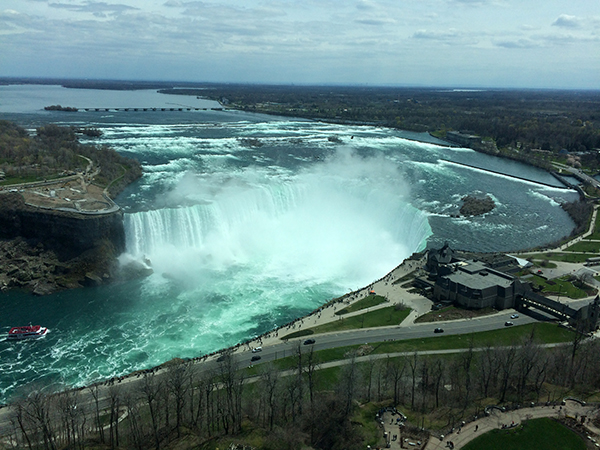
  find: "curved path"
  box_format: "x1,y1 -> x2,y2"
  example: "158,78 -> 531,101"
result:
422,399 -> 600,450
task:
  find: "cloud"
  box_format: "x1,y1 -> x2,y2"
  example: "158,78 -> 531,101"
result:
552,14 -> 582,28
494,38 -> 539,49
355,18 -> 394,26
412,29 -> 464,41
49,1 -> 139,17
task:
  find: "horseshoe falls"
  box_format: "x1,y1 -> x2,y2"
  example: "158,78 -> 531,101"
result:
0,96 -> 581,403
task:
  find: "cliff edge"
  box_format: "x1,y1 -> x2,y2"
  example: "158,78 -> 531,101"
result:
0,191 -> 126,295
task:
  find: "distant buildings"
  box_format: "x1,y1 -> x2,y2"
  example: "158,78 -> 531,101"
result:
445,131 -> 481,147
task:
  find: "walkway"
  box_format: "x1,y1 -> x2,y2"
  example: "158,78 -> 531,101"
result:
423,400 -> 600,450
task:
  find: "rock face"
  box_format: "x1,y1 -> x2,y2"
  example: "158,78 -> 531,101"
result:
0,192 -> 126,295
460,195 -> 495,216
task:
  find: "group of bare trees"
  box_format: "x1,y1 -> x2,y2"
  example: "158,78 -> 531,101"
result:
6,333 -> 600,450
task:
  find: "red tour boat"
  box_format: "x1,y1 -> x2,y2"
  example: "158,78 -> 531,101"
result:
7,325 -> 48,340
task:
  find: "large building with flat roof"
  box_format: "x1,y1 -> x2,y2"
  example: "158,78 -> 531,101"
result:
433,260 -> 519,310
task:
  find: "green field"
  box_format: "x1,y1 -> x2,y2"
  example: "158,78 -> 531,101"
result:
335,294 -> 389,315
526,252 -> 590,263
463,418 -> 585,450
529,274 -> 591,299
274,323 -> 574,370
565,240 -> 600,254
282,305 -> 411,339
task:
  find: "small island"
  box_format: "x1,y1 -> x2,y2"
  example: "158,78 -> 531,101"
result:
460,194 -> 495,216
44,104 -> 78,112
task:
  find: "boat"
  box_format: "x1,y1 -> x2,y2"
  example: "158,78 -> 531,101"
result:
7,325 -> 48,340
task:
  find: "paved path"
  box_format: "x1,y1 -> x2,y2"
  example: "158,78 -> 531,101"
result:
422,400 -> 600,450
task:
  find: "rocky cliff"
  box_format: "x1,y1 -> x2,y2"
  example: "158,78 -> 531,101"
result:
0,192 -> 126,295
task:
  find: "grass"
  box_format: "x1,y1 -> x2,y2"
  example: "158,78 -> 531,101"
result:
565,240 -> 600,254
335,295 -> 388,315
529,275 -> 590,299
281,305 -> 411,340
463,417 -> 585,450
274,323 -> 575,370
303,306 -> 411,335
530,260 -> 557,269
524,252 -> 590,263
585,214 -> 600,240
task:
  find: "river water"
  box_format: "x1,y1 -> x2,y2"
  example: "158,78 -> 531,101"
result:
0,85 -> 578,403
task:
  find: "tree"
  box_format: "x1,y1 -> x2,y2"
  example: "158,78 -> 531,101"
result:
139,371 -> 163,449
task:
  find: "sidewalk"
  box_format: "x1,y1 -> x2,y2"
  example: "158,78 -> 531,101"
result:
230,255 -> 430,354
424,400 -> 600,450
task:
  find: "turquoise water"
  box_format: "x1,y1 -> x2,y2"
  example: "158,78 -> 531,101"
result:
0,85 -> 579,403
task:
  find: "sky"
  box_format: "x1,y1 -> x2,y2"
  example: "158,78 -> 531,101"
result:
0,0 -> 599,89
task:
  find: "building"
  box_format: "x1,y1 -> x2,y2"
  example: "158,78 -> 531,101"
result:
433,260 -> 518,310
445,131 -> 481,147
426,244 -> 600,332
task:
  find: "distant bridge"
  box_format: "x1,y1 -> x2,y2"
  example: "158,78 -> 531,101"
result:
77,107 -> 224,112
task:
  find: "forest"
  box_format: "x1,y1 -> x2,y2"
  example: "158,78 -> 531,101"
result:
5,328 -> 600,450
0,121 -> 141,197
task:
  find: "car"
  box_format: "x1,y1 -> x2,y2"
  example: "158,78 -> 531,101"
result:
252,346 -> 262,353
510,314 -> 519,319
505,321 -> 514,326
251,355 -> 261,362
303,338 -> 316,345
434,328 -> 444,333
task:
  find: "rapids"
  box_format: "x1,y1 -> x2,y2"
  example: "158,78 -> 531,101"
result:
0,85 -> 580,402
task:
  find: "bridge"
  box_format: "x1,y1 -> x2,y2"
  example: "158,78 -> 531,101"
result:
77,107 -> 224,112
516,288 -> 577,321
515,283 -> 600,332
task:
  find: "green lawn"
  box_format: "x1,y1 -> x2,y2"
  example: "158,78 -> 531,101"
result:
525,252 -> 590,263
285,305 -> 411,338
530,275 -> 590,299
275,323 -> 574,370
335,295 -> 389,315
565,240 -> 600,254
463,417 -> 585,450
585,214 -> 600,240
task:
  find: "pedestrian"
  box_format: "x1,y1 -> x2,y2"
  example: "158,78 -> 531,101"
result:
475,424 -> 478,431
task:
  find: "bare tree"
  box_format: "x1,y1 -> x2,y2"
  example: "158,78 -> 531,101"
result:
139,371 -> 163,450
387,357 -> 406,406
55,388 -> 85,450
305,345 -> 319,410
107,384 -> 122,449
88,383 -> 105,444
408,352 -> 419,410
477,345 -> 499,398
497,346 -> 518,403
167,362 -> 190,438
260,363 -> 279,430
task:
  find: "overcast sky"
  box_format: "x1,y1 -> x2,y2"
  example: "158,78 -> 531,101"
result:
1,0 -> 599,89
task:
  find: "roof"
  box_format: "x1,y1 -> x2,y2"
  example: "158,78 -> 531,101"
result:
445,261 -> 514,290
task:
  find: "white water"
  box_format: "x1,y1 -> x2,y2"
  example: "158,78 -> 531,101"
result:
125,150 -> 431,292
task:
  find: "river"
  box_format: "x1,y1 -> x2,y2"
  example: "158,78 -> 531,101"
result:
0,84 -> 579,403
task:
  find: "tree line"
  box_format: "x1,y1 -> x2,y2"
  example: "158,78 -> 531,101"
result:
0,121 -> 141,197
160,85 -> 600,160
6,330 -> 600,450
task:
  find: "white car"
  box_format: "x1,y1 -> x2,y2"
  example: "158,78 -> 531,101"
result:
252,347 -> 262,353
510,314 -> 519,319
